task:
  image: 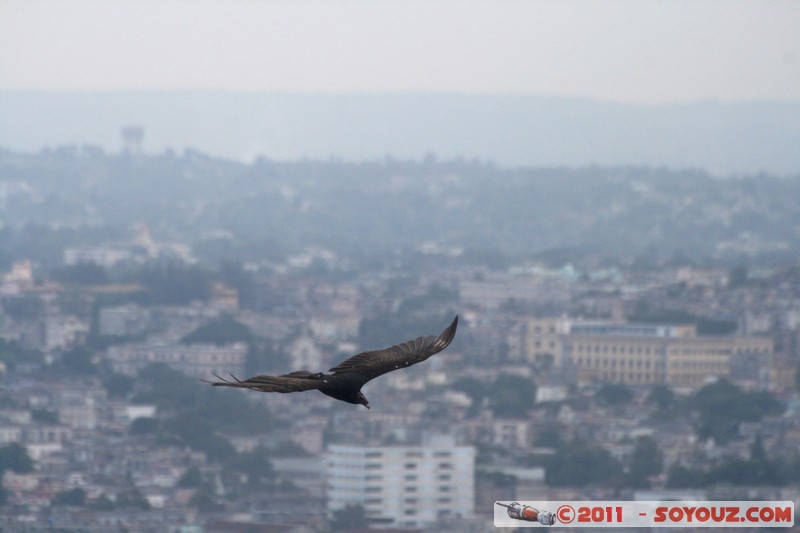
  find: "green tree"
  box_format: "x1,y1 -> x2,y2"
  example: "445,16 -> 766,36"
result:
595,383 -> 633,406
488,374 -> 537,418
705,457 -> 785,486
129,417 -> 160,435
177,466 -> 205,488
31,409 -> 58,424
0,443 -> 34,474
727,265 -> 748,288
51,263 -> 109,285
217,261 -> 257,309
451,376 -> 485,400
0,442 -> 33,505
2,295 -> 44,322
181,316 -> 253,346
131,363 -> 275,465
750,434 -> 766,461
245,340 -> 289,375
188,489 -> 216,509
329,504 -> 368,532
0,338 -> 43,370
545,440 -> 623,487
102,373 -> 135,398
91,494 -> 116,511
136,262 -> 212,305
115,487 -> 150,510
61,346 -> 97,375
784,454 -> 800,483
194,384 -> 276,435
646,384 -> 675,411
52,488 -> 86,506
451,376 -> 486,414
133,363 -> 202,409
166,412 -> 237,463
269,440 -> 311,457
226,448 -> 274,488
666,464 -> 707,488
689,379 -> 783,444
624,436 -> 663,488
535,428 -> 563,448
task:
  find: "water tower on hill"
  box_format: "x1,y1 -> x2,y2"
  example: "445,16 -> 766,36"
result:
121,125 -> 144,156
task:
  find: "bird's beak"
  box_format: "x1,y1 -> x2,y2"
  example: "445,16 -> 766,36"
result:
365,403 -> 370,409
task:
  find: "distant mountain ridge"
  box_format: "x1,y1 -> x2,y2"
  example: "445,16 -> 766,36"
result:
1,90 -> 799,176
1,149 -> 799,267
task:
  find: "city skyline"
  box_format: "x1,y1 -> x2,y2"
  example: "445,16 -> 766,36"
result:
0,142 -> 798,530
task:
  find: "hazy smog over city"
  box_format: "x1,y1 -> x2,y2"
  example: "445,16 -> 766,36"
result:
0,1 -> 799,531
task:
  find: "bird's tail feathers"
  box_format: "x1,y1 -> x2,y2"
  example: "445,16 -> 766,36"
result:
201,371 -> 248,388
202,370 -> 325,390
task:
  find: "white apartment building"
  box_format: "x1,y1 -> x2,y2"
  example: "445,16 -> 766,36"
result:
42,314 -> 90,352
98,304 -> 151,337
105,342 -> 247,379
63,246 -> 131,267
327,435 -> 474,529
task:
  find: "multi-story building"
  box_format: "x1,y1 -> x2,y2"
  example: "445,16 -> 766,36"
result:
327,434 -> 475,529
63,246 -> 132,267
104,342 -> 247,379
521,318 -> 773,391
42,314 -> 90,352
98,304 -> 151,337
459,272 -> 571,310
521,317 -> 569,366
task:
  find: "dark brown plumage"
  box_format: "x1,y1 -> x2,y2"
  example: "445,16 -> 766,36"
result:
207,316 -> 458,409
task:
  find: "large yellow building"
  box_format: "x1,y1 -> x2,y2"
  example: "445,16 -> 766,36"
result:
522,318 -> 772,390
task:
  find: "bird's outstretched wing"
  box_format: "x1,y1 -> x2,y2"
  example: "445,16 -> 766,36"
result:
206,370 -> 327,394
328,316 -> 458,385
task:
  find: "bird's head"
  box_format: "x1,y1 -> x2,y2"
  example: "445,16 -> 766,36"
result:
356,391 -> 370,409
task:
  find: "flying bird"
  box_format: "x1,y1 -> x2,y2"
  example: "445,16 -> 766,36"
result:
207,316 -> 458,409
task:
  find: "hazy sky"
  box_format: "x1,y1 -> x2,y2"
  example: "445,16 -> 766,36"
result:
1,0 -> 798,103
